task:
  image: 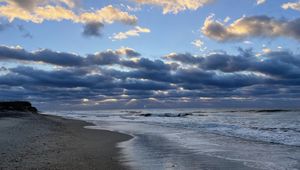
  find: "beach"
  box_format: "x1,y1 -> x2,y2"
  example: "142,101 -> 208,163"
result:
0,111 -> 132,170
1,108 -> 299,170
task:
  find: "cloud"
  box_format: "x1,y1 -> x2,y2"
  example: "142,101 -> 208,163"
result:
2,45 -> 300,82
7,0 -> 49,11
165,53 -> 203,65
78,5 -> 137,25
191,39 -> 205,50
0,2 -> 137,24
165,49 -> 300,79
223,16 -> 231,23
0,2 -> 137,37
1,46 -> 300,109
256,0 -> 266,5
17,25 -> 33,38
0,22 -> 33,38
5,0 -> 77,11
115,47 -> 141,57
33,5 -> 77,21
282,1 -> 300,11
0,45 -> 146,68
132,0 -> 213,14
202,15 -> 300,41
86,51 -> 121,65
191,39 -> 203,48
0,45 -> 84,66
82,22 -> 104,37
111,26 -> 150,40
58,0 -> 78,8
121,4 -> 142,12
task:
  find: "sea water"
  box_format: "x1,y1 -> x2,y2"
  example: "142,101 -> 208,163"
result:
46,108 -> 300,170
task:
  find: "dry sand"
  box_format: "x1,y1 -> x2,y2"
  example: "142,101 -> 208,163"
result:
0,112 -> 132,170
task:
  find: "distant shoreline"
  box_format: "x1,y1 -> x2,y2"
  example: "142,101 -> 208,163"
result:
0,111 -> 132,169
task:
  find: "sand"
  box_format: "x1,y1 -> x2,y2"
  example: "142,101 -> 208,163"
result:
0,112 -> 132,170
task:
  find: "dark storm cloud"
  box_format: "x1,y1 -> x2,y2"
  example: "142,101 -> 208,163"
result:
1,65 -> 173,92
0,46 -> 167,69
159,67 -> 264,91
0,46 -> 84,66
82,22 -> 104,37
86,51 -> 120,65
202,15 -> 300,41
165,50 -> 300,79
122,80 -> 172,91
285,18 -> 300,41
8,66 -> 113,88
0,46 -> 300,109
164,53 -> 203,64
121,58 -> 171,71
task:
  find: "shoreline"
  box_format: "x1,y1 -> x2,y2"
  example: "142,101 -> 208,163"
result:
58,110 -> 299,170
2,109 -> 299,170
0,111 -> 132,170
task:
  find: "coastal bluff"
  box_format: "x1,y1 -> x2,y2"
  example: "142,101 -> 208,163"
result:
0,101 -> 38,114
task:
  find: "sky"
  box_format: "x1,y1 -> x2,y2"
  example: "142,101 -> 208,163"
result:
0,0 -> 300,110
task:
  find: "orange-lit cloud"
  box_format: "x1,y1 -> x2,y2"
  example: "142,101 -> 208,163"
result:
133,0 -> 213,14
111,26 -> 150,40
0,2 -> 137,25
201,15 -> 300,41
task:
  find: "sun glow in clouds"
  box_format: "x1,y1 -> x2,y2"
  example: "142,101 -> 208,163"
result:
0,0 -> 299,109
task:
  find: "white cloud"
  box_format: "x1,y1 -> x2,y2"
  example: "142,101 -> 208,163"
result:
111,26 -> 150,40
256,0 -> 266,5
282,1 -> 300,11
120,3 -> 142,12
191,39 -> 204,48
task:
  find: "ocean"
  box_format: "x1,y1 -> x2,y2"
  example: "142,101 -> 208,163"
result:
46,108 -> 300,170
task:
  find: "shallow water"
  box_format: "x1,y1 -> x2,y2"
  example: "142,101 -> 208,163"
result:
46,108 -> 300,170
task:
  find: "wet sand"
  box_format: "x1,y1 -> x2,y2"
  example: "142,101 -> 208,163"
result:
0,112 -> 132,170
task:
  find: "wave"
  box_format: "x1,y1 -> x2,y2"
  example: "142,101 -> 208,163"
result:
232,109 -> 294,113
47,109 -> 300,146
135,112 -> 209,118
122,109 -> 297,118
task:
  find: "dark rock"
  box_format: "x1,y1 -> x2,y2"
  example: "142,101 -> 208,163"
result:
0,101 -> 38,113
